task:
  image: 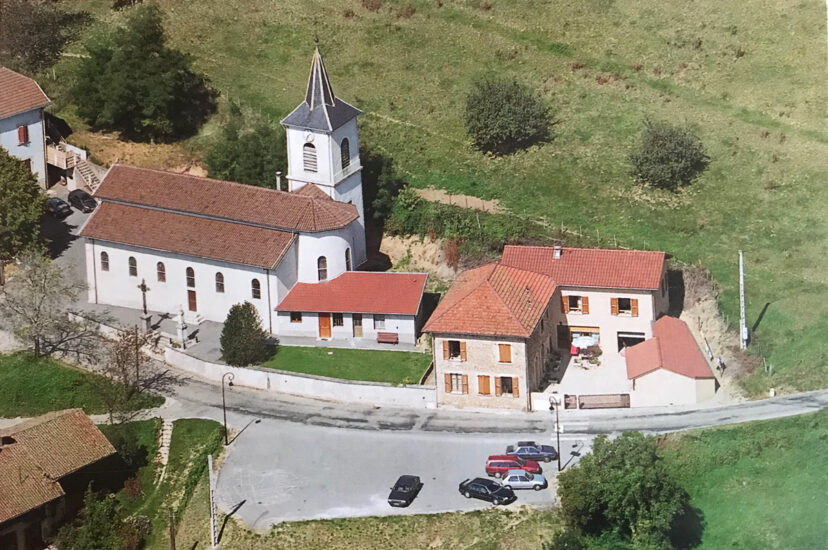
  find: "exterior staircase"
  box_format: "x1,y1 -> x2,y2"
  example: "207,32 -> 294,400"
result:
156,419 -> 174,483
75,158 -> 102,192
183,311 -> 205,326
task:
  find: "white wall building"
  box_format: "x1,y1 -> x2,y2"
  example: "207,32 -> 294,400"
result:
0,67 -> 50,188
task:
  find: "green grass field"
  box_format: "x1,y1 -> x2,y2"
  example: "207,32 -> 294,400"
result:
262,346 -> 431,384
0,352 -> 164,417
54,0 -> 828,392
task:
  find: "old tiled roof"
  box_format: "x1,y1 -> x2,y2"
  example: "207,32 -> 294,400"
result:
0,410 -> 115,523
501,245 -> 666,290
423,263 -> 557,338
277,272 -> 428,315
626,316 -> 715,379
81,202 -> 295,269
0,67 -> 50,119
281,48 -> 361,132
293,183 -> 332,200
93,165 -> 358,233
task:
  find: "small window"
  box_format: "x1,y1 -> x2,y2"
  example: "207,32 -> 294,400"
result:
500,376 -> 514,396
215,272 -> 225,293
498,343 -> 512,363
568,295 -> 582,312
345,248 -> 352,271
332,313 -> 344,327
251,279 -> 261,299
303,143 -> 317,172
157,262 -> 166,282
128,257 -> 137,277
186,267 -> 195,288
290,312 -> 302,323
17,125 -> 29,145
448,340 -> 461,359
340,138 -> 350,169
100,252 -> 109,272
317,256 -> 327,281
617,297 -> 632,314
449,373 -> 463,393
373,314 -> 385,330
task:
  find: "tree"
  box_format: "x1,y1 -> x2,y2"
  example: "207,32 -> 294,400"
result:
0,148 -> 44,286
72,5 -> 216,142
629,121 -> 709,190
220,302 -> 269,366
361,147 -> 405,223
464,77 -> 551,155
55,487 -> 147,550
205,105 -> 287,188
557,432 -> 690,548
0,252 -> 102,359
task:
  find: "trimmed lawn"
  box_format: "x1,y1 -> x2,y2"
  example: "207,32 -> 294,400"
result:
0,352 -> 164,417
660,408 -> 828,549
262,346 -> 431,384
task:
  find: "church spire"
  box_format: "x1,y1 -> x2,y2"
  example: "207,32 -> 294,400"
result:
305,47 -> 336,110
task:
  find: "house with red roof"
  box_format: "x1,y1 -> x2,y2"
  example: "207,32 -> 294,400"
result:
0,67 -> 50,188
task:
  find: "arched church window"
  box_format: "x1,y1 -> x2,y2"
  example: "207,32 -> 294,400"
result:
186,267 -> 195,288
157,262 -> 166,282
100,252 -> 109,272
215,273 -> 225,293
303,143 -> 317,173
340,138 -> 350,170
317,256 -> 327,282
128,257 -> 137,277
345,248 -> 352,271
251,279 -> 261,299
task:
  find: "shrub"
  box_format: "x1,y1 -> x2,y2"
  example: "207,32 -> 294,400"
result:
464,77 -> 551,155
361,147 -> 405,223
220,302 -> 270,366
397,5 -> 415,18
362,0 -> 383,12
629,120 -> 709,190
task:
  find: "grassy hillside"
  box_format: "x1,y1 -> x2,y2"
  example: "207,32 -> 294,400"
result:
57,0 -> 827,392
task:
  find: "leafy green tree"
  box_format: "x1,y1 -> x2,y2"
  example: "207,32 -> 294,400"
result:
55,487 -> 124,550
0,148 -> 44,286
72,5 -> 216,142
557,432 -> 690,549
205,105 -> 287,188
220,302 -> 270,366
629,121 -> 709,190
361,147 -> 405,223
464,77 -> 551,155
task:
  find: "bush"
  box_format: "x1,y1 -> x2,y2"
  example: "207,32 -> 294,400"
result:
629,120 -> 709,190
72,5 -> 216,141
55,487 -> 144,550
362,0 -> 383,11
464,77 -> 551,155
220,302 -> 270,366
361,147 -> 405,223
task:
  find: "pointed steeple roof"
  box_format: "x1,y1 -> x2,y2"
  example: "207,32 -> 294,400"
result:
282,48 -> 362,133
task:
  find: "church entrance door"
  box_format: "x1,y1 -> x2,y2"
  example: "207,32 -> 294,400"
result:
187,290 -> 197,312
318,313 -> 331,338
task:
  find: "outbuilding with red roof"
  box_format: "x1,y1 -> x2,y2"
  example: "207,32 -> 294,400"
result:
0,67 -> 51,188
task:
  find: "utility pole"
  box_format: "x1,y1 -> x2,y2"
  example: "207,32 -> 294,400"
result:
739,250 -> 748,349
208,455 -> 218,548
550,395 -> 562,472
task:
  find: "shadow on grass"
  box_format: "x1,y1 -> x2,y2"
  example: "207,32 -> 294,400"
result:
218,499 -> 246,543
670,502 -> 706,549
667,268 -> 685,317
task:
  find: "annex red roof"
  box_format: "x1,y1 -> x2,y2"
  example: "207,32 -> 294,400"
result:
626,316 -> 715,379
423,263 -> 557,338
0,67 -> 50,119
501,245 -> 666,290
277,272 -> 428,315
94,165 -> 358,233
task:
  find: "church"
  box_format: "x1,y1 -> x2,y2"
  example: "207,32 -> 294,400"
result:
80,50 -> 429,345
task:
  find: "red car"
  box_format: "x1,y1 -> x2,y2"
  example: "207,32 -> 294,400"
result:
485,455 -> 541,478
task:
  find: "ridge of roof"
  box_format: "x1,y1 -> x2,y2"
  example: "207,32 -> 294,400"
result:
0,66 -> 51,119
626,316 -> 715,379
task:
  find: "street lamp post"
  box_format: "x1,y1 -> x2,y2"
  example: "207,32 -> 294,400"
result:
550,394 -> 562,472
221,372 -> 235,445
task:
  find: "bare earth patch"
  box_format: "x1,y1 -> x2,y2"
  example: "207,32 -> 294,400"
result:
68,130 -> 201,170
380,234 -> 457,283
415,186 -> 502,213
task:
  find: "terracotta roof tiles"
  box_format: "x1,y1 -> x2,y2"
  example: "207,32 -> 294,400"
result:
626,316 -> 715,379
0,67 -> 50,119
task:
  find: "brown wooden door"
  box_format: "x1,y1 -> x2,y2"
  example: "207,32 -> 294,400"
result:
187,290 -> 197,311
352,313 -> 363,337
319,313 -> 331,338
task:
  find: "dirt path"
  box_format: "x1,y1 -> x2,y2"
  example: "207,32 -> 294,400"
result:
415,186 -> 503,213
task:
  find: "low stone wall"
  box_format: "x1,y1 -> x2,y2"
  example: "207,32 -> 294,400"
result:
164,347 -> 437,409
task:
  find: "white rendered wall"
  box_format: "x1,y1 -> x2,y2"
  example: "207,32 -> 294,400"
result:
296,227 -> 363,283
630,369 -> 714,407
0,109 -> 46,188
276,312 -> 417,344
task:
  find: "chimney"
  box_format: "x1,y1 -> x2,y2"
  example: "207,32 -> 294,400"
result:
553,245 -> 562,259
276,171 -> 282,191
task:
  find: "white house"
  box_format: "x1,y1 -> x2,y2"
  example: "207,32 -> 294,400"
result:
0,67 -> 50,188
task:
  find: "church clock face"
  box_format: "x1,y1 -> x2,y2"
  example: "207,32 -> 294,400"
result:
305,133 -> 314,143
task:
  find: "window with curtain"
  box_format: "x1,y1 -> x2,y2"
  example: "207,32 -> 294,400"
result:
128,257 -> 137,277
215,272 -> 225,293
251,279 -> 261,299
100,252 -> 109,272
157,262 -> 166,282
317,256 -> 327,281
186,267 -> 195,288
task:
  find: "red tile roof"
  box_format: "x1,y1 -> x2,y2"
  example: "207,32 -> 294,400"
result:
293,183 -> 332,200
277,272 -> 428,315
0,410 -> 115,523
94,165 -> 358,233
81,202 -> 295,269
501,245 -> 666,290
423,263 -> 557,338
0,67 -> 50,119
626,316 -> 715,379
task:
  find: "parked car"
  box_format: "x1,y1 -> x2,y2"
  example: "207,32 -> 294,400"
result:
506,441 -> 558,462
68,189 -> 97,213
458,478 -> 516,506
485,455 -> 541,478
502,469 -> 548,491
45,197 -> 72,219
387,475 -> 423,507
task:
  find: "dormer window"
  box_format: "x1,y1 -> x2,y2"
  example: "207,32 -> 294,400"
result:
303,143 -> 317,172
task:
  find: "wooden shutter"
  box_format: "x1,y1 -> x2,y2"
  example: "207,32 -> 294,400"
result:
495,377 -> 503,396
442,340 -> 450,360
581,296 -> 590,315
459,341 -> 467,361
17,125 -> 28,144
461,374 -> 469,394
444,373 -> 452,393
512,377 -> 520,398
611,298 -> 619,316
631,299 -> 639,317
561,295 -> 569,313
498,344 -> 511,363
478,375 -> 490,395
